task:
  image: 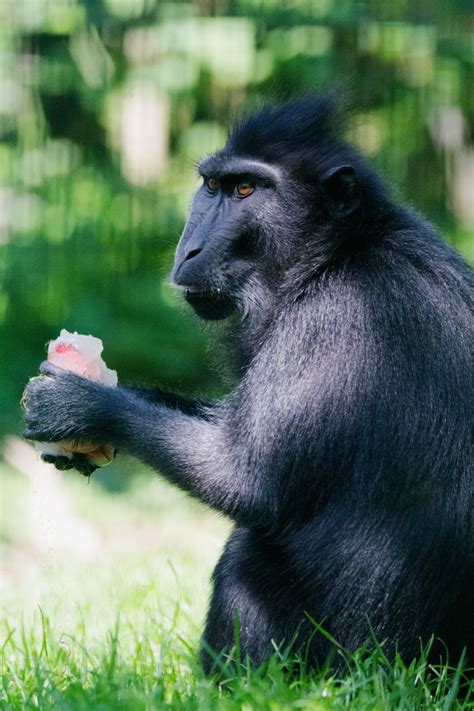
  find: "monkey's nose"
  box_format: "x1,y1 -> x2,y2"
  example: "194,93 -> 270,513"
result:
184,247 -> 202,261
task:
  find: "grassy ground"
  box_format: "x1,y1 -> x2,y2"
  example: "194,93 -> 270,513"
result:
1,450 -> 473,710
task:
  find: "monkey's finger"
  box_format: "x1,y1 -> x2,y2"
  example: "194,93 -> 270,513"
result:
70,453 -> 98,477
23,426 -> 57,442
39,361 -> 66,377
41,453 -> 72,468
21,375 -> 45,410
53,456 -> 76,471
41,454 -> 75,470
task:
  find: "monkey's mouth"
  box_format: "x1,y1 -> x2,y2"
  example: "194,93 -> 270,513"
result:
184,287 -> 235,321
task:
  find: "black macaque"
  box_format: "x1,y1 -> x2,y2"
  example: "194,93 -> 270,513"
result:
24,96 -> 473,673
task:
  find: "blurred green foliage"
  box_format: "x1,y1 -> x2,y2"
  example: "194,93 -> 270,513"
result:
1,0 -> 473,436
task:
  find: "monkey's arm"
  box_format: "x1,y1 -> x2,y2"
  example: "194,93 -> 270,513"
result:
40,387 -> 212,477
122,386 -> 212,417
23,362 -> 277,526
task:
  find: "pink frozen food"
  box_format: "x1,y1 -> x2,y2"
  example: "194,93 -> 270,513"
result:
47,330 -> 118,385
35,329 -> 117,468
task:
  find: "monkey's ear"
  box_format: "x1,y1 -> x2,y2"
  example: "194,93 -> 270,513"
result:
321,165 -> 361,217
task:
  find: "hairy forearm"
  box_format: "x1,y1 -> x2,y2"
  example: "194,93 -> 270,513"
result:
122,385 -> 212,417
23,365 -> 277,526
109,390 -> 276,526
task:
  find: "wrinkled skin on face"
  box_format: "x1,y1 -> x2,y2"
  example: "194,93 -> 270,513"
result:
172,156 -> 285,321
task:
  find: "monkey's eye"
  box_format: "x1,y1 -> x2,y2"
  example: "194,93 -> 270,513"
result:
206,178 -> 221,192
235,182 -> 254,198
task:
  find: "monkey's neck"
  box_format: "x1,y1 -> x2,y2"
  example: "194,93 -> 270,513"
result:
217,299 -> 277,380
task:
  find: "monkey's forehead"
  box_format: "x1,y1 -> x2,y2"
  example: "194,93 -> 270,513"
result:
197,153 -> 282,183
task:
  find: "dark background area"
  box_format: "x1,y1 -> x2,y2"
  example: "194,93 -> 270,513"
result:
1,0 -> 473,442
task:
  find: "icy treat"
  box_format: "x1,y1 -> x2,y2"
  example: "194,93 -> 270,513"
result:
35,329 -> 118,468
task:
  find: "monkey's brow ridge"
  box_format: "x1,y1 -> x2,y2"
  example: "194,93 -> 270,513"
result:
198,155 -> 282,183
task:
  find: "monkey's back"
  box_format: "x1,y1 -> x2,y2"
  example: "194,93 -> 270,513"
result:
210,222 -> 473,665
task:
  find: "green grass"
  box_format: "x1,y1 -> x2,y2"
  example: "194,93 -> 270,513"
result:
1,459 -> 472,710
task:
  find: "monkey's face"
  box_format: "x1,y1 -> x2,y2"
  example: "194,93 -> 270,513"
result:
172,155 -> 284,321
172,146 -> 361,321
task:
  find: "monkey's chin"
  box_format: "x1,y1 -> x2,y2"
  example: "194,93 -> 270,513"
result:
184,289 -> 235,321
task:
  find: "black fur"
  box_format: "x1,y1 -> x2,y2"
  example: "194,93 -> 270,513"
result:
23,96 -> 473,672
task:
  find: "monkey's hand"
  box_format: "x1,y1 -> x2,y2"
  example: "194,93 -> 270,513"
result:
23,361 -> 121,447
